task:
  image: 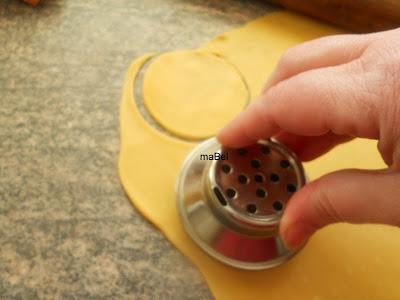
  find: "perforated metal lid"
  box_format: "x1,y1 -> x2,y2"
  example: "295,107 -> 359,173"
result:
176,138 -> 306,270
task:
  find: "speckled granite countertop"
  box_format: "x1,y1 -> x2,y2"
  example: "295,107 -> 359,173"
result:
0,0 -> 273,298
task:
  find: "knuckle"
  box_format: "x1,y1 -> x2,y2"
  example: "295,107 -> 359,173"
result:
351,37 -> 400,134
346,60 -> 380,120
365,37 -> 400,161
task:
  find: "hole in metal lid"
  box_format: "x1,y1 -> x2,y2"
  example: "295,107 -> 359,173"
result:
246,204 -> 257,214
221,163 -> 232,174
280,160 -> 290,169
255,188 -> 267,198
237,174 -> 249,184
237,148 -> 247,156
254,173 -> 264,183
272,201 -> 283,211
287,184 -> 296,193
226,188 -> 237,198
270,173 -> 280,183
250,159 -> 261,169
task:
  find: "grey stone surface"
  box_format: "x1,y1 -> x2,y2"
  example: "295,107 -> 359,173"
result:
0,0 -> 273,299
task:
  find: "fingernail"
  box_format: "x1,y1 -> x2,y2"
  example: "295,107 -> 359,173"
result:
281,223 -> 315,250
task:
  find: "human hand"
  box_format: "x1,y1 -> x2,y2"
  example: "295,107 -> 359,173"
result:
217,28 -> 400,249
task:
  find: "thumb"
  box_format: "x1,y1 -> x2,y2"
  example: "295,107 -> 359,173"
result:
280,169 -> 400,249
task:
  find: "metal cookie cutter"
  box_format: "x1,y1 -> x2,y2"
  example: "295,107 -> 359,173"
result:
176,138 -> 306,270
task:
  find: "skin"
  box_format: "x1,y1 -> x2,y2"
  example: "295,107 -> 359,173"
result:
217,28 -> 400,249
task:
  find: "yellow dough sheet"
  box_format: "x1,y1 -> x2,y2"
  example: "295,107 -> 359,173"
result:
119,12 -> 400,300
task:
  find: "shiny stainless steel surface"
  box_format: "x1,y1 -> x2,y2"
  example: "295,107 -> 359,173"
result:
176,138 -> 306,270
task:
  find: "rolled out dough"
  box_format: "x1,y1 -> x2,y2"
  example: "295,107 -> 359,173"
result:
119,12 -> 400,300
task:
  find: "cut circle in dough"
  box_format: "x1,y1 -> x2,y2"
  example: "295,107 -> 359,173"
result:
142,50 -> 249,140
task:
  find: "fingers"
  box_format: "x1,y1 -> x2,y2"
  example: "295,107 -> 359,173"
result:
219,33 -> 375,148
218,62 -> 380,147
264,33 -> 372,90
217,98 -> 280,147
280,169 -> 400,249
275,131 -> 353,161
